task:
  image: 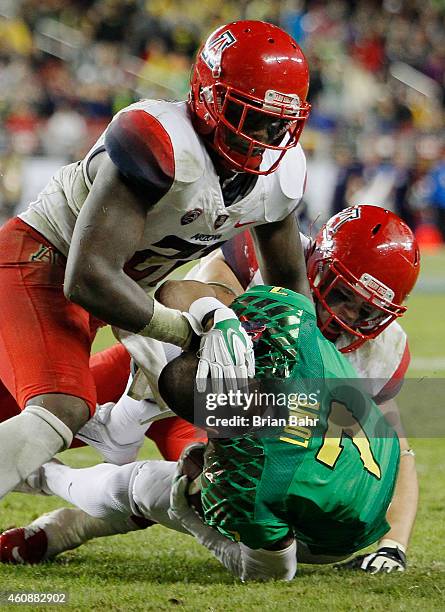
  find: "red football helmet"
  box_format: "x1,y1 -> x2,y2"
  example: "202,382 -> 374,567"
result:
307,205 -> 420,352
189,20 -> 310,175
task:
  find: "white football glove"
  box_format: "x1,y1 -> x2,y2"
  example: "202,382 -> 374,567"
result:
168,447 -> 204,524
334,540 -> 406,574
168,474 -> 194,523
189,298 -> 255,395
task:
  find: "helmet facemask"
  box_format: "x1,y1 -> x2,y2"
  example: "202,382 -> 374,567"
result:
311,259 -> 406,353
198,82 -> 310,174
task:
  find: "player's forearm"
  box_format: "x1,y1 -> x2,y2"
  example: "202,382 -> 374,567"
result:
382,450 -> 418,550
188,250 -> 244,299
66,269 -> 194,348
179,509 -> 296,581
253,214 -> 312,300
156,279 -> 219,311
378,400 -> 418,550
65,265 -> 155,332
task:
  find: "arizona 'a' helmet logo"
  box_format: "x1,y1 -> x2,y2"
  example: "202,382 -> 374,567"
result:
329,207 -> 361,233
201,30 -> 236,73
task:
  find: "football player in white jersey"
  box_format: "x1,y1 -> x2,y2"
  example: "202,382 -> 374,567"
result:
0,206 -> 420,575
218,205 -> 419,402
0,21 -> 312,501
74,204 -> 420,574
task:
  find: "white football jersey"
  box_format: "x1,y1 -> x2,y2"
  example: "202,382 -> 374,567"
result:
19,100 -> 306,291
338,322 -> 409,403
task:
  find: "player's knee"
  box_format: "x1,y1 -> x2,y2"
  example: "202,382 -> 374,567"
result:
158,353 -> 197,424
23,405 -> 73,449
25,394 -> 90,434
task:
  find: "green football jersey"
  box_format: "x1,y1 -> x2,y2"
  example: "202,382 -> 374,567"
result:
201,285 -> 400,555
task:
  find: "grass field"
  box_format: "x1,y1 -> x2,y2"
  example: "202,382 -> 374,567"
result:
1,252 -> 444,611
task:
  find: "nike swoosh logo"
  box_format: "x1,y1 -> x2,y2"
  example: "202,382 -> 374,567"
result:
226,327 -> 243,362
234,220 -> 256,228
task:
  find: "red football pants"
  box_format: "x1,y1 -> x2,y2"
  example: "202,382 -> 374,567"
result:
0,218 -> 204,459
0,343 -> 131,422
0,218 -> 104,414
0,342 -> 204,460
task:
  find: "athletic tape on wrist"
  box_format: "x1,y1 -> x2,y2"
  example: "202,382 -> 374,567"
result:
378,538 -> 406,554
189,297 -> 227,325
139,300 -> 193,348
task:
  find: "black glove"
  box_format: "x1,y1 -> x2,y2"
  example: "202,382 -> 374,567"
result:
334,545 -> 406,574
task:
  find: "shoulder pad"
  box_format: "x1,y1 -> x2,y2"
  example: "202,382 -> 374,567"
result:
105,108 -> 175,197
277,144 -> 307,200
345,321 -> 408,401
141,101 -> 206,185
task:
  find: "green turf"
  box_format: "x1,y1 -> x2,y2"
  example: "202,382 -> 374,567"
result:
1,254 -> 444,611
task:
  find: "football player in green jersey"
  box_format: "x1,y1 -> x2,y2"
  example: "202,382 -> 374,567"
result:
161,282 -> 400,560
1,277 -> 402,580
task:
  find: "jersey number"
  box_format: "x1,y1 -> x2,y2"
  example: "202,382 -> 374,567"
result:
124,235 -> 222,282
316,400 -> 381,479
269,286 -> 288,296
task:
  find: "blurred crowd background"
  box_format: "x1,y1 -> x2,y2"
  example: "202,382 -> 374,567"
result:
0,0 -> 444,246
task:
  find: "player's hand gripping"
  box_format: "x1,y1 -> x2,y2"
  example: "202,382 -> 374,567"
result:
168,443 -> 206,524
188,298 -> 255,395
168,474 -> 192,522
334,540 -> 406,574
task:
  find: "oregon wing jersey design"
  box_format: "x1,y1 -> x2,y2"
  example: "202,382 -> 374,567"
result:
201,286 -> 400,554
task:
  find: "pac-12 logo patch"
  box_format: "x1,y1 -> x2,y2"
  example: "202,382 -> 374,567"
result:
202,30 -> 236,72
214,214 -> 229,229
181,208 -> 202,225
